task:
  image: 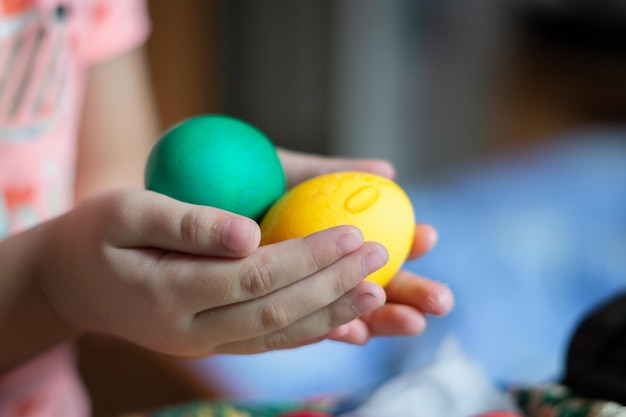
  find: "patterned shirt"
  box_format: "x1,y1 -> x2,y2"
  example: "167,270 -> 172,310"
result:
0,1 -> 149,415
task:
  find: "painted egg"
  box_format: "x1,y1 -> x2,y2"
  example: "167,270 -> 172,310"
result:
260,171 -> 415,287
144,114 -> 286,221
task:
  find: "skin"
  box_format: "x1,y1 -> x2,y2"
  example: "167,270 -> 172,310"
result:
0,48 -> 454,375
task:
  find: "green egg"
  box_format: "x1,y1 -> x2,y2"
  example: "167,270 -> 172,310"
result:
145,114 -> 286,221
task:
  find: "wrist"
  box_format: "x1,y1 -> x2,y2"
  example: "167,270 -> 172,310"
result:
0,222 -> 80,374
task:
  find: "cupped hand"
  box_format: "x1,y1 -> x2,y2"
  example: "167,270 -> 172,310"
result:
278,148 -> 396,188
34,189 -> 390,357
278,149 -> 454,344
325,224 -> 454,345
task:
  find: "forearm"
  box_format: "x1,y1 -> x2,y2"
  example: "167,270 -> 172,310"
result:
0,221 -> 78,374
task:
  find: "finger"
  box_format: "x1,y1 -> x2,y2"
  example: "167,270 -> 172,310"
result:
277,149 -> 395,188
384,270 -> 454,316
192,243 -> 388,347
359,304 -> 428,337
326,320 -> 371,345
211,281 -> 385,354
117,190 -> 261,257
342,271 -> 454,339
148,224 -> 371,318
407,223 -> 438,260
209,225 -> 370,305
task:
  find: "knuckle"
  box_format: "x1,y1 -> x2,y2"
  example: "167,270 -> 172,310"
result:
179,208 -> 205,248
305,249 -> 325,276
302,235 -> 333,271
262,331 -> 291,352
241,259 -> 273,297
260,302 -> 291,331
330,267 -> 358,297
328,300 -> 359,326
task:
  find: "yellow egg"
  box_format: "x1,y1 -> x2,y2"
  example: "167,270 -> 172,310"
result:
260,171 -> 415,287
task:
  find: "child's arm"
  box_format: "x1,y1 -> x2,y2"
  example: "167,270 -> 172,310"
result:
0,46 -> 160,374
0,224 -> 78,374
75,47 -> 160,200
0,45 -> 452,375
0,189 -> 387,374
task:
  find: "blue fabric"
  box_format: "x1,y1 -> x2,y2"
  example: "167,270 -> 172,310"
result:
398,128 -> 626,386
189,128 -> 626,399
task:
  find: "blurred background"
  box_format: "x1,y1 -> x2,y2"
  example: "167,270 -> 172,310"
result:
145,0 -> 626,182
78,1 -> 626,415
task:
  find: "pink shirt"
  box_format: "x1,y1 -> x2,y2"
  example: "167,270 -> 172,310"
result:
0,0 -> 150,415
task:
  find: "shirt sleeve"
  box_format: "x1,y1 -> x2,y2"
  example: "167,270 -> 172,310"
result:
85,0 -> 151,65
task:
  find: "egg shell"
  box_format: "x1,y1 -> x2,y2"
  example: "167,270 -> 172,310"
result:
145,115 -> 286,221
260,171 -> 415,287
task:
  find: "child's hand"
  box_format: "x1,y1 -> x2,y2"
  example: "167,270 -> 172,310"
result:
277,149 -> 454,345
277,148 -> 396,188
34,189 -> 389,357
326,223 -> 454,345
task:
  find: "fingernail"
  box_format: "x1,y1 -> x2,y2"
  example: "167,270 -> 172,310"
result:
362,247 -> 388,275
222,218 -> 260,252
354,292 -> 383,315
336,228 -> 364,255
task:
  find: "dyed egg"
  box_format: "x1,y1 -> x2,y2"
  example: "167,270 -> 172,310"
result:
260,171 -> 415,287
145,115 -> 286,221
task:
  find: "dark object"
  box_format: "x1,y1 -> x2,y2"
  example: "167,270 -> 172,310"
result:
514,0 -> 626,54
563,292 -> 626,404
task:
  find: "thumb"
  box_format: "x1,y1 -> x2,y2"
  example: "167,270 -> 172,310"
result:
111,190 -> 261,257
